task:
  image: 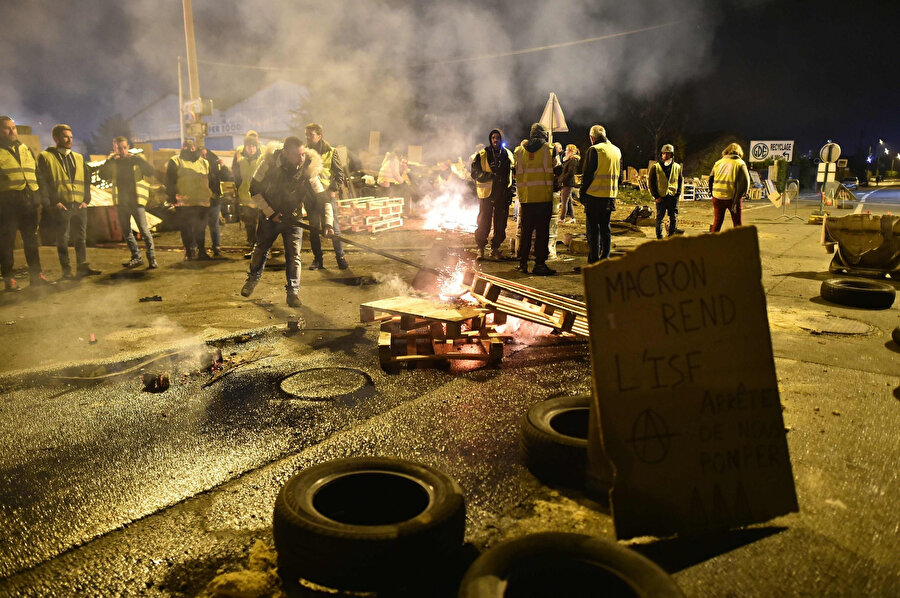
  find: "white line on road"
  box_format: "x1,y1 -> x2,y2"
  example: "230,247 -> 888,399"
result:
853,189 -> 878,214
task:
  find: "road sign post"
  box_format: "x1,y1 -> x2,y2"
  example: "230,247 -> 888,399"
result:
814,143 -> 841,215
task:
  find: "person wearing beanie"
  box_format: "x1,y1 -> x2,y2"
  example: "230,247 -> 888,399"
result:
649,143 -> 684,239
512,122 -> 561,275
233,133 -> 263,250
470,128 -> 515,260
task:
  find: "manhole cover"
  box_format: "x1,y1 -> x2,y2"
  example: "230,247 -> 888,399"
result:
280,367 -> 373,400
794,314 -> 873,335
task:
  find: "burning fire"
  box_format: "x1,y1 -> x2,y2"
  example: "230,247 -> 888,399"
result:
438,261 -> 475,302
420,186 -> 480,233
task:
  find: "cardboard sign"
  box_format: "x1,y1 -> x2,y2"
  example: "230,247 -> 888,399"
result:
583,227 -> 798,539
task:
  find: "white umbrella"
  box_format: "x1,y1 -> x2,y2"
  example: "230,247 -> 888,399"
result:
539,92 -> 568,145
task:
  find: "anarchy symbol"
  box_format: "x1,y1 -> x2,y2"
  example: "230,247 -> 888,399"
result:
626,408 -> 678,464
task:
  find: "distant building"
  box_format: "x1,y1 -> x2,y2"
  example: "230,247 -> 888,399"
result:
128,80 -> 309,151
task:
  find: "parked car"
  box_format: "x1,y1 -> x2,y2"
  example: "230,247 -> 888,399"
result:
841,177 -> 858,190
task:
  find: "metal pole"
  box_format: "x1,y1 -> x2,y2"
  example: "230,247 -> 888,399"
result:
182,0 -> 204,146
177,57 -> 184,146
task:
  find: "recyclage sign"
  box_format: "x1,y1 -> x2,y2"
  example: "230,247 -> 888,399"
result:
749,140 -> 794,162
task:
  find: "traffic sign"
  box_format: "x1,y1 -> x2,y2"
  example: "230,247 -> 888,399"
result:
819,143 -> 841,163
750,140 -> 794,162
816,162 -> 837,183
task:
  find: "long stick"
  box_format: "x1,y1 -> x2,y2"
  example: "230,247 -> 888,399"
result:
295,220 -> 441,275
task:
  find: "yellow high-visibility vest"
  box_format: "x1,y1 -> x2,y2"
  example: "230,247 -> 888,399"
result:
474,148 -> 515,199
0,143 -> 38,192
652,161 -> 682,198
514,144 -> 553,204
711,155 -> 746,199
40,150 -> 85,203
237,153 -> 262,203
318,146 -> 334,190
171,155 -> 212,206
585,142 -> 621,198
109,161 -> 151,206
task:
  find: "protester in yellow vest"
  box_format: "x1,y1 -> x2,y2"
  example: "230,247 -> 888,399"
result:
98,136 -> 159,269
578,124 -> 621,264
471,128 -> 516,260
165,138 -> 214,260
709,142 -> 750,232
305,122 -> 348,270
233,133 -> 263,249
0,116 -> 49,290
513,123 -> 560,275
37,124 -> 101,279
649,143 -> 684,240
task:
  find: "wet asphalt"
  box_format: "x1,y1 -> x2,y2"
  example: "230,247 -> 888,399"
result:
0,197 -> 898,596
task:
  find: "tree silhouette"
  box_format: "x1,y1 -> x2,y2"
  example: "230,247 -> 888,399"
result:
86,114 -> 133,155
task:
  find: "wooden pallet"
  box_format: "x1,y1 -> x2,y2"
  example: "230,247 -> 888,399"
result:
463,271 -> 589,338
362,296 -> 504,372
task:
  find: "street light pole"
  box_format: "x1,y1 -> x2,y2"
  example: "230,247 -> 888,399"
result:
182,0 -> 204,147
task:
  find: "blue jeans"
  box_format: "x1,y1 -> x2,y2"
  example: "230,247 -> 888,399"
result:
55,203 -> 87,270
207,201 -> 222,250
248,214 -> 302,292
584,197 -> 613,263
116,202 -> 155,261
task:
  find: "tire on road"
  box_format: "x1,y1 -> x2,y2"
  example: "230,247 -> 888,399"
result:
892,325 -> 900,346
459,532 -> 684,598
272,456 -> 465,592
820,278 -> 896,309
520,395 -> 590,488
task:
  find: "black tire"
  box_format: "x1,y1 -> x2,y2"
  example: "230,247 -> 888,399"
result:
272,456 -> 465,592
520,395 -> 590,488
820,278 -> 896,309
892,325 -> 900,346
459,532 -> 684,598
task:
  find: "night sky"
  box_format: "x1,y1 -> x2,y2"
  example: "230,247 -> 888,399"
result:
2,0 -> 896,163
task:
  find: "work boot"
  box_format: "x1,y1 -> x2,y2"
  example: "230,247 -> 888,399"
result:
336,256 -> 349,270
123,256 -> 144,268
78,264 -> 101,277
490,248 -> 503,260
286,291 -> 302,307
184,250 -> 195,261
212,248 -> 223,258
197,251 -> 212,261
532,263 -> 556,276
670,228 -> 685,236
514,262 -> 528,273
60,268 -> 74,280
30,272 -> 52,286
147,259 -> 158,270
477,247 -> 485,260
240,279 -> 257,297
4,277 -> 21,292
308,259 -> 324,271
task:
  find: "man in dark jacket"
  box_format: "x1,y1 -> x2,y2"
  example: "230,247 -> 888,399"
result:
37,124 -> 101,278
239,137 -> 333,308
305,123 -> 348,270
648,143 -> 684,239
164,138 -> 216,260
579,124 -> 621,264
471,128 -> 516,260
98,136 -> 159,269
0,116 -> 48,290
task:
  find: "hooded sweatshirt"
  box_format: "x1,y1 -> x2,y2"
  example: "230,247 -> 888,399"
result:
470,128 -> 515,200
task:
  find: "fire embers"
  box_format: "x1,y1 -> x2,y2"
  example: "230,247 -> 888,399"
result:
141,372 -> 170,393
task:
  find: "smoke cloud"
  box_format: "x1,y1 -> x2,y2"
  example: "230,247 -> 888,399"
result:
1,0 -> 719,158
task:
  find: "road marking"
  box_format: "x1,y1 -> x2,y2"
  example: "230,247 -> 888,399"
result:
853,190 -> 877,214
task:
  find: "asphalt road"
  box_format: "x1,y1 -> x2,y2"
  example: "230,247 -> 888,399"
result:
0,196 -> 897,597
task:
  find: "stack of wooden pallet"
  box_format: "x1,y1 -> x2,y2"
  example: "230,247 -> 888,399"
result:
336,196 -> 404,233
360,296 -> 505,372
462,270 -> 589,338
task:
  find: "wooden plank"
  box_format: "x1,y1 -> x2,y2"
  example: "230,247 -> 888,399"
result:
361,296 -> 487,323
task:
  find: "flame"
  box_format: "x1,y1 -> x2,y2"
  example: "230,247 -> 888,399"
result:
420,178 -> 480,233
438,261 -> 473,301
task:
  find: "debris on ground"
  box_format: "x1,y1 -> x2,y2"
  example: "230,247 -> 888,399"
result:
202,540 -> 285,598
89,333 -> 97,344
203,347 -> 275,388
139,295 -> 163,302
141,372 -> 170,393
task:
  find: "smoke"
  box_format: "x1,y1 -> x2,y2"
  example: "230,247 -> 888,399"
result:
1,0 -> 719,158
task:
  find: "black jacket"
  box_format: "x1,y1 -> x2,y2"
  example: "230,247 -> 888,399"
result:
249,148 -> 325,225
470,128 -> 516,201
559,155 -> 580,188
